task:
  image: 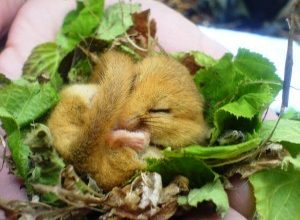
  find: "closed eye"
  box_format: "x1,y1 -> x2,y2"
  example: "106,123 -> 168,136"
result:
149,108 -> 171,114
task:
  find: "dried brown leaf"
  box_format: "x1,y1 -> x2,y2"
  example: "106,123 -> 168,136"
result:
139,172 -> 162,209
103,172 -> 187,219
131,9 -> 156,38
118,9 -> 158,56
0,171 -> 185,219
0,198 -> 93,220
105,187 -> 127,208
180,54 -> 203,76
160,176 -> 189,204
151,200 -> 178,220
33,184 -> 105,206
225,143 -> 290,178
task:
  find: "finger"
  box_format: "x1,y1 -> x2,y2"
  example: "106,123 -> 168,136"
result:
0,127 -> 27,219
0,0 -> 26,38
1,0 -> 226,79
224,208 -> 247,220
106,0 -> 227,58
0,0 -> 76,79
0,46 -> 25,79
174,205 -> 246,220
226,175 -> 256,219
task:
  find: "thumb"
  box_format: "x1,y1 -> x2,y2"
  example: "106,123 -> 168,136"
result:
0,0 -> 76,79
0,0 -> 26,38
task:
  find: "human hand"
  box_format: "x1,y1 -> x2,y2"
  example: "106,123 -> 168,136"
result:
0,0 -> 226,79
0,0 -> 251,219
0,0 -> 76,79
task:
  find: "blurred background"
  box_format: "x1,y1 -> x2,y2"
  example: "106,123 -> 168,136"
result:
158,0 -> 300,112
159,0 -> 297,39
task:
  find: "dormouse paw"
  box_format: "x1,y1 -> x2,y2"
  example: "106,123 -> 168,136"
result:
107,129 -> 150,152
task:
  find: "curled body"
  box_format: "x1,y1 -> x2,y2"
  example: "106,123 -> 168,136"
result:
48,51 -> 209,190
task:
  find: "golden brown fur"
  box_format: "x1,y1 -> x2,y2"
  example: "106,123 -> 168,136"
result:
119,55 -> 208,147
48,51 -> 208,191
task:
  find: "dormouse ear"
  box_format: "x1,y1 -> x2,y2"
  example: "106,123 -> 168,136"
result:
90,50 -> 135,83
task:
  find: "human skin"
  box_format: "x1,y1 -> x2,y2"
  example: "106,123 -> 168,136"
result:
0,0 -> 252,219
0,0 -> 227,79
0,0 -> 26,39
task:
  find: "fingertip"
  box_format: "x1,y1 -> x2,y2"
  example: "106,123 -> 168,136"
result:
224,208 -> 247,220
0,0 -> 26,38
0,46 -> 23,79
226,175 -> 256,219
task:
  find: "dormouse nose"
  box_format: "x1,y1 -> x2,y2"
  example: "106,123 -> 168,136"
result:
118,113 -> 141,131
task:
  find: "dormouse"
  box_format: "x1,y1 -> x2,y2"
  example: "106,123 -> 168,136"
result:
48,50 -> 208,190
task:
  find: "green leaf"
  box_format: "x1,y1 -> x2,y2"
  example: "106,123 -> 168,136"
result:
282,108 -> 300,121
24,124 -> 65,204
0,82 -> 59,127
172,51 -> 215,68
194,49 -> 282,143
260,119 -> 300,144
0,107 -> 18,134
281,142 -> 300,158
165,137 -> 261,160
68,58 -> 92,83
213,85 -> 272,141
261,115 -> 300,157
56,0 -> 104,51
23,43 -> 64,84
250,167 -> 300,220
282,155 -> 300,171
147,157 -> 216,188
178,179 -> 229,218
30,151 -> 64,185
218,86 -> 272,120
0,107 -> 31,179
260,119 -> 300,156
0,73 -> 11,86
234,49 -> 280,84
191,51 -> 216,67
96,3 -> 140,41
194,53 -> 235,117
7,130 -> 31,178
118,44 -> 141,60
